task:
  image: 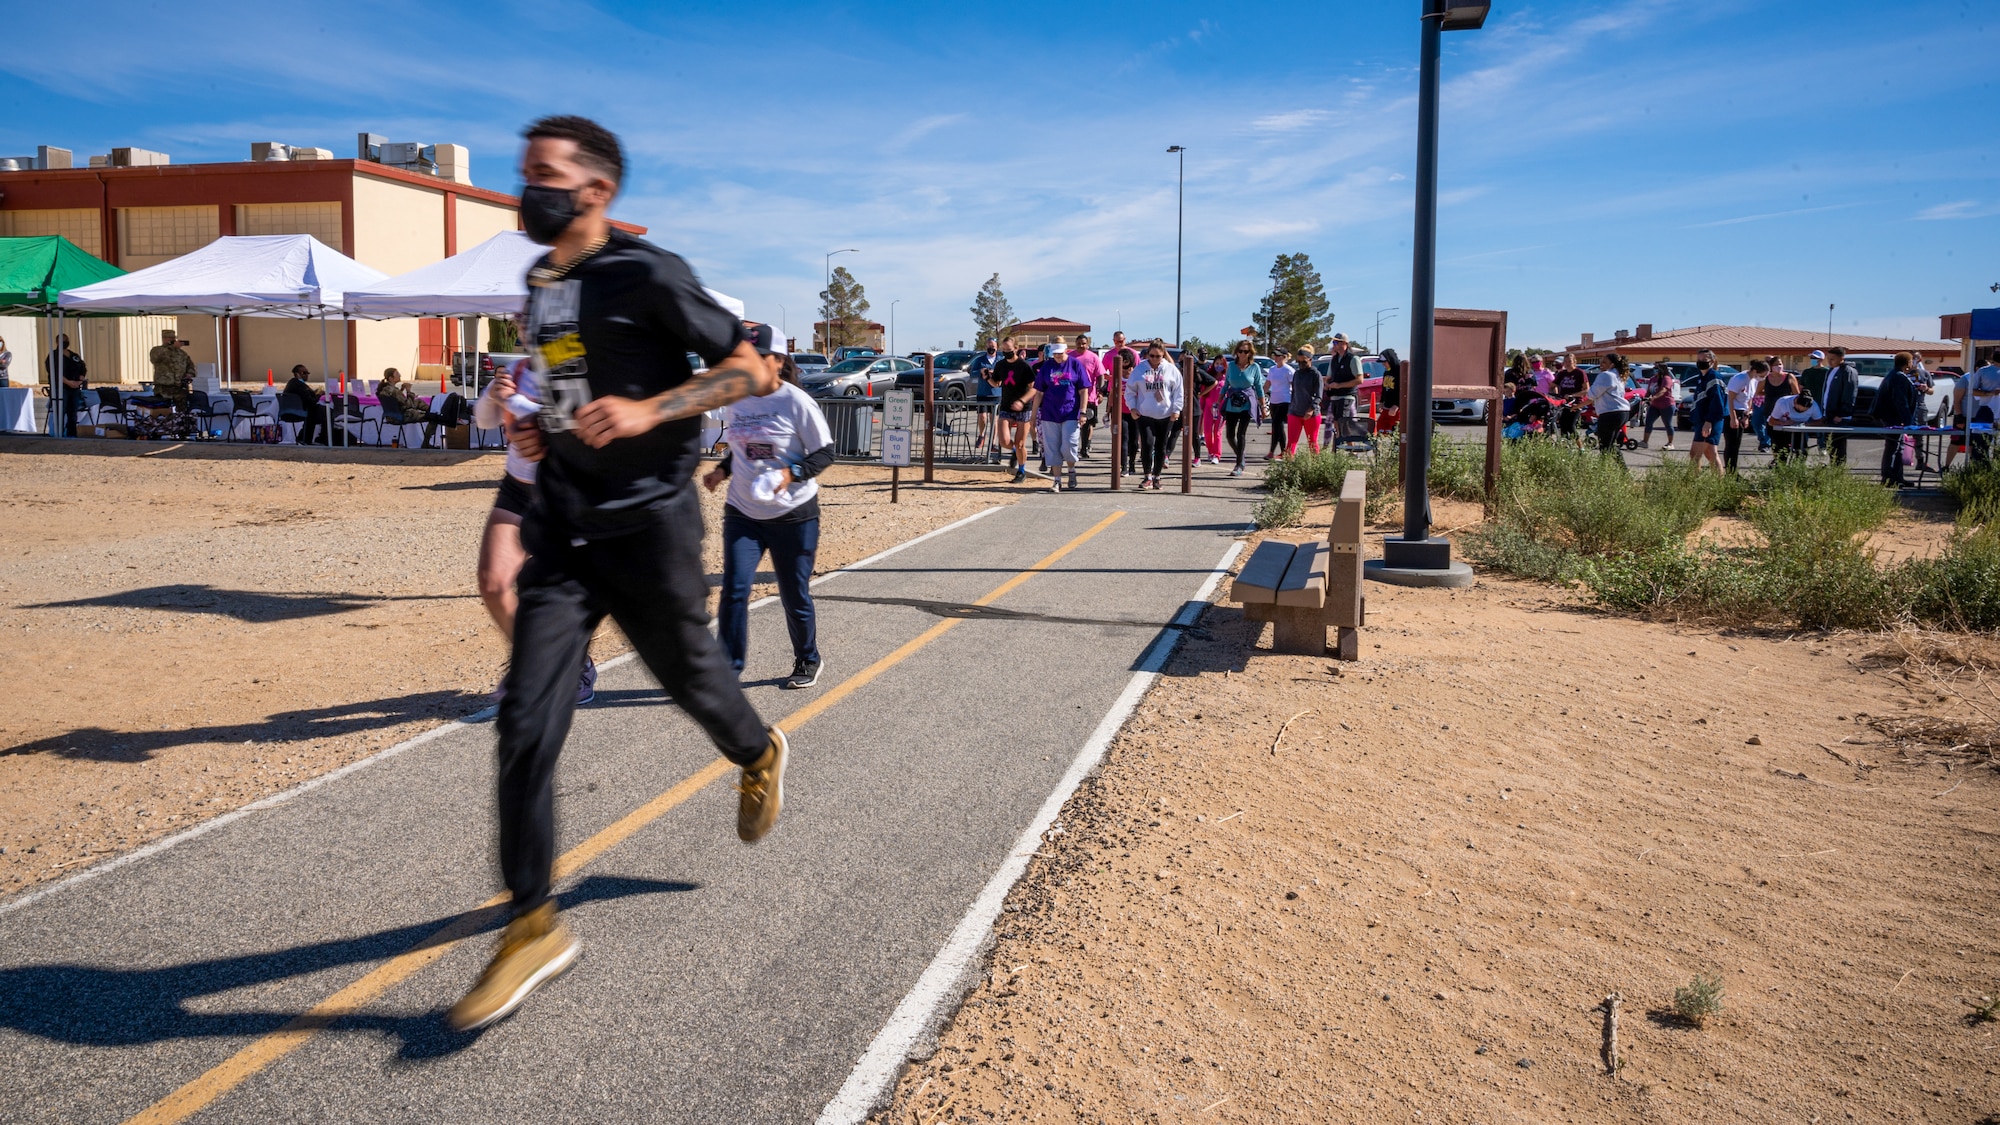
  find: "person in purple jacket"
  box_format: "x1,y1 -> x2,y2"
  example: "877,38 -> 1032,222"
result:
1034,340 -> 1093,492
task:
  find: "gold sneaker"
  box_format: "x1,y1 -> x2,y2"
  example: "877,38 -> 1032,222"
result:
736,727 -> 788,843
446,901 -> 579,1031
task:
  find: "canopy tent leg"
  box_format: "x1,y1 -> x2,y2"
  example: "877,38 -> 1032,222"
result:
319,311 -> 333,448
213,316 -> 222,392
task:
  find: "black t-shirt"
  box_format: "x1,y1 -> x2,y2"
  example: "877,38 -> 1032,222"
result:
997,358 -> 1038,410
1552,370 -> 1589,397
526,230 -> 743,537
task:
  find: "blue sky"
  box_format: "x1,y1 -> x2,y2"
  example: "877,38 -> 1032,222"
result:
3,0 -> 1995,353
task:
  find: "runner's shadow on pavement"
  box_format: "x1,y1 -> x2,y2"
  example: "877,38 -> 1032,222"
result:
4,690 -> 488,762
24,584 -> 471,623
1156,605 -> 1256,677
0,875 -> 693,1052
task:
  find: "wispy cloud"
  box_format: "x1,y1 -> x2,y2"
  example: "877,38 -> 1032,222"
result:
1684,203 -> 1862,229
1913,200 -> 2000,221
1252,110 -> 1333,133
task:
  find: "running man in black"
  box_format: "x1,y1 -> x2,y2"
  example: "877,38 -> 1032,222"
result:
449,116 -> 788,1031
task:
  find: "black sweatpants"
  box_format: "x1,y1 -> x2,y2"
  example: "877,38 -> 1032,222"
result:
1134,414 -> 1171,478
497,489 -> 767,914
1267,402 -> 1289,457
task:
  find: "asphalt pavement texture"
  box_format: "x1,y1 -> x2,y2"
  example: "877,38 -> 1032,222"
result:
0,455 -> 1261,1125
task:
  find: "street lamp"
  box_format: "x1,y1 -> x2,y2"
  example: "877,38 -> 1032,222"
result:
1168,145 -> 1186,348
778,304 -> 787,343
1373,307 -> 1400,354
890,299 -> 901,357
1384,0 -> 1488,581
825,248 -> 858,352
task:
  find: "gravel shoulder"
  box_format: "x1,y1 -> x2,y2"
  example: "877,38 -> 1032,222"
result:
876,517 -> 1999,1123
0,438 -> 1014,895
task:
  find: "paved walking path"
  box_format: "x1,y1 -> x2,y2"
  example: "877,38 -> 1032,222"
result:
1,464 -> 1260,1125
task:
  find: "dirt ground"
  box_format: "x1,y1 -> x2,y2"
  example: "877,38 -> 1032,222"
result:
877,508 -> 1999,1123
0,438 -> 1012,893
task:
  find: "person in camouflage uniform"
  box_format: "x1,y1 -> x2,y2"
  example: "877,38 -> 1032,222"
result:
148,330 -> 196,410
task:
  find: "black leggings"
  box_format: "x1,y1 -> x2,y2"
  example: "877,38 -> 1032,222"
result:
1267,402 -> 1289,456
1595,409 -> 1629,453
1224,410 -> 1252,467
1643,404 -> 1674,443
1135,415 -> 1171,478
1722,421 -> 1746,472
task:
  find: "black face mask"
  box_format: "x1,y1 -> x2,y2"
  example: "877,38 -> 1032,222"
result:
519,184 -> 581,245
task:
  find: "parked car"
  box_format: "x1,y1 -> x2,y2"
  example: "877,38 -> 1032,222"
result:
449,349 -> 530,388
802,354 -> 919,398
831,346 -> 881,363
894,349 -> 981,398
791,353 -> 830,378
1845,354 -> 1955,423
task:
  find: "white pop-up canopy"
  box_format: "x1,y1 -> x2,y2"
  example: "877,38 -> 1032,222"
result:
342,229 -> 747,319
343,231 -> 544,319
58,234 -> 388,317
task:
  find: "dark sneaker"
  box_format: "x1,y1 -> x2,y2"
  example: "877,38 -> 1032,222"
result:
575,657 -> 598,706
783,657 -> 823,690
737,727 -> 788,843
446,902 -> 579,1031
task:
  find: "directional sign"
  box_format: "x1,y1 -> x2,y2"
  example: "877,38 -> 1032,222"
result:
883,389 -> 915,431
882,426 -> 913,467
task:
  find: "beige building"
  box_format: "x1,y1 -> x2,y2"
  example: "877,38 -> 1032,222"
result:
0,138 -> 642,387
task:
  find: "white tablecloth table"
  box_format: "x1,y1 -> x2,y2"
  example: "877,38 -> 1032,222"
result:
0,386 -> 34,433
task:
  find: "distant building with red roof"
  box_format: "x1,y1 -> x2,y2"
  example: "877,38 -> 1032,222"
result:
1565,322 -> 1956,369
1005,317 -> 1091,346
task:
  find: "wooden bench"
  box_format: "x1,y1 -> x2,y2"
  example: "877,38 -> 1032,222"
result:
1229,468 -> 1367,659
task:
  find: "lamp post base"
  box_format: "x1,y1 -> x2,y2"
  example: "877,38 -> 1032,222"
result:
1369,536 -> 1474,588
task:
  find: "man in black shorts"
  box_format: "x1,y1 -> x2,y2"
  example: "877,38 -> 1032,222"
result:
448,116 -> 788,1031
995,343 -> 1039,481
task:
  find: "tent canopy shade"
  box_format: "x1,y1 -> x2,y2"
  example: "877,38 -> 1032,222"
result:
343,229 -> 747,322
0,235 -> 126,314
57,234 -> 388,317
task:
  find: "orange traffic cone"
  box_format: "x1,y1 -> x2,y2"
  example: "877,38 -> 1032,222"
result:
439,368 -> 448,394
265,368 -> 274,387
338,370 -> 347,395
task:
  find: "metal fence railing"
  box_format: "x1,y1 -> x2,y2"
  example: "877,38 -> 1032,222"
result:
701,397 -> 1011,469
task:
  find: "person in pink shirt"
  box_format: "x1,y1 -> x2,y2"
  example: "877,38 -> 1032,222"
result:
1072,334 -> 1104,458
1200,351 -> 1226,464
1528,355 -> 1555,396
1100,331 -> 1140,465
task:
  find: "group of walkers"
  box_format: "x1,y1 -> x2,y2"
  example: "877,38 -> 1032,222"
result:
1500,344 -> 1996,487
970,330 -> 1375,487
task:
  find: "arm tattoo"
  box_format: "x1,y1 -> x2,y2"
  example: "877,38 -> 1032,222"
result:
654,363 -> 759,423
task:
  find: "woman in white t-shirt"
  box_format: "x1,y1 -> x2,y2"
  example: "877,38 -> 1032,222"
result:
474,357 -> 597,704
1588,355 -> 1633,457
702,327 -> 835,690
1766,390 -> 1822,462
0,335 -> 12,387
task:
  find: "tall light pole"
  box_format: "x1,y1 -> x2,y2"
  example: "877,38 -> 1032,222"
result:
1384,0 -> 1488,581
825,247 -> 858,352
1373,307 -> 1400,354
890,299 -> 901,357
1168,145 -> 1186,348
778,304 -> 787,344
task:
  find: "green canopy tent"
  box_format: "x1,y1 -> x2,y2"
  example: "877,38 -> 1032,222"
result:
0,235 -> 127,435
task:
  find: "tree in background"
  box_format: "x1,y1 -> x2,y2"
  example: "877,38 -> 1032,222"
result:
1180,334 -> 1224,360
970,274 -> 1015,348
1251,253 -> 1335,355
818,266 -> 871,350
487,318 -> 520,352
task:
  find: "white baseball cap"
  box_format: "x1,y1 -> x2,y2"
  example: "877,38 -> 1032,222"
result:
1049,340 -> 1068,356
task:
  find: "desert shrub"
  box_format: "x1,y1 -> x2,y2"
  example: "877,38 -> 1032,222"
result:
1942,459 -> 2000,527
1263,447 -> 1361,497
1464,522 -> 1581,584
1673,974 -> 1725,1028
1903,523 -> 2000,631
1488,437 -> 1699,558
1428,434 -> 1488,502
1252,487 -> 1307,529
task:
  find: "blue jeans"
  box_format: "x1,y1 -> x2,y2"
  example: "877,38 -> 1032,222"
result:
1750,402 -> 1774,449
720,509 -> 819,671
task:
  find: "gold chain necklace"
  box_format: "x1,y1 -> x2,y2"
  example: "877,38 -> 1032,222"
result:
528,232 -> 610,287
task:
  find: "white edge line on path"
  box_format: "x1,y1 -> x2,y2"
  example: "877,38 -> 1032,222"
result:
814,532 -> 1249,1125
0,504 -> 1008,920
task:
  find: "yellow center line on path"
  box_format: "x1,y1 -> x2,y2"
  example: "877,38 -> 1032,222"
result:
122,509 -> 1127,1125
